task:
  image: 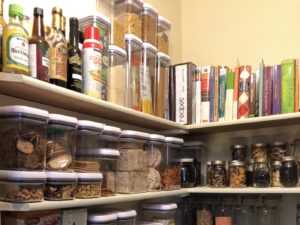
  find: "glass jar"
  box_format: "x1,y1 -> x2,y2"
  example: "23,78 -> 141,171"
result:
111,0 -> 126,49
0,105 -> 49,171
253,159 -> 271,188
157,16 -> 171,55
75,172 -> 103,199
108,45 -> 127,106
206,161 -> 212,187
177,158 -> 196,188
88,212 -> 117,225
231,144 -> 247,161
125,34 -> 143,111
47,114 -> 78,172
229,160 -> 246,188
251,143 -> 268,162
196,204 -> 214,225
142,203 -> 177,225
280,156 -> 299,187
102,125 -> 121,149
210,160 -> 226,188
125,0 -> 143,38
271,161 -> 281,187
75,148 -> 102,172
246,159 -> 254,187
270,142 -> 288,161
142,3 -> 158,46
161,137 -> 184,191
116,210 -> 137,225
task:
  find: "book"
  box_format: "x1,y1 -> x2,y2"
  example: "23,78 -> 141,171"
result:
281,59 -> 295,113
209,66 -> 215,122
213,66 -> 219,122
295,59 -> 299,112
233,60 -> 240,120
169,65 -> 175,121
255,69 -> 260,117
194,67 -> 202,124
225,70 -> 234,121
249,73 -> 256,117
272,65 -> 281,115
258,60 -> 264,117
262,66 -> 273,116
201,66 -> 211,123
218,67 -> 227,121
237,65 -> 251,119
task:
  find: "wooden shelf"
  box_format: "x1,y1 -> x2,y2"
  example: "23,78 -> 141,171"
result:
188,187 -> 300,194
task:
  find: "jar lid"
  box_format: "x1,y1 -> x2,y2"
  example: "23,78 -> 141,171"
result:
271,141 -> 288,147
88,212 -> 117,223
158,16 -> 171,30
125,34 -> 143,45
46,172 -> 78,182
174,158 -> 194,163
229,160 -> 245,166
281,156 -> 296,161
0,105 -> 49,119
136,222 -> 163,225
142,42 -> 157,53
109,45 -> 127,57
103,125 -> 122,135
76,148 -> 102,157
251,143 -> 268,148
77,172 -> 103,182
49,114 -> 78,125
120,130 -> 150,142
272,161 -> 282,166
231,144 -> 247,149
164,137 -> 184,145
142,203 -> 177,211
149,134 -> 165,143
0,170 -> 47,182
211,160 -> 225,165
157,52 -> 170,62
77,120 -> 104,131
100,148 -> 120,157
116,210 -> 137,219
255,158 -> 268,163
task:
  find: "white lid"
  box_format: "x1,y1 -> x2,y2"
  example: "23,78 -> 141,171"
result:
49,114 -> 78,125
136,222 -> 163,225
142,203 -> 177,211
77,172 -> 103,181
121,130 -> 150,140
78,120 -> 104,130
158,16 -> 171,30
157,52 -> 170,61
116,210 -> 137,219
0,105 -> 49,118
149,134 -> 165,142
175,158 -> 194,163
88,212 -> 117,223
142,43 -> 158,52
165,137 -> 184,145
109,45 -> 127,56
46,172 -> 78,181
125,34 -> 143,45
104,125 -> 122,134
100,148 -> 120,157
0,170 -> 47,181
143,3 -> 158,15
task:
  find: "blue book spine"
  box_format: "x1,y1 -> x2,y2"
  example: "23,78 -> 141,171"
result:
218,67 -> 227,121
209,67 -> 215,122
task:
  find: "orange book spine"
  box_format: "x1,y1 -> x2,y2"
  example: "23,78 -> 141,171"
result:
295,59 -> 299,112
213,66 -> 219,122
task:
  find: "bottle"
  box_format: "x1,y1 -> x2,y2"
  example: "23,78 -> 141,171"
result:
0,0 -> 6,71
67,17 -> 82,92
2,4 -> 29,75
44,25 -> 53,46
49,7 -> 67,87
82,26 -> 102,99
61,15 -> 66,37
29,7 -> 50,82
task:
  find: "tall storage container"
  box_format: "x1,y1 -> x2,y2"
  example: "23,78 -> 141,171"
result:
142,3 -> 158,47
111,0 -> 126,49
125,0 -> 143,39
157,16 -> 171,55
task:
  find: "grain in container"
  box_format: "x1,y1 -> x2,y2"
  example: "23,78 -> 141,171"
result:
76,172 -> 103,198
125,0 -> 143,39
270,141 -> 288,161
271,161 -> 281,187
0,105 -> 49,170
111,0 -> 126,49
96,0 -> 112,18
142,203 -> 177,225
157,16 -> 171,55
251,143 -> 268,162
102,125 -> 122,149
88,212 -> 117,225
75,148 -> 102,172
46,114 -> 78,172
116,210 -> 137,225
142,3 -> 158,46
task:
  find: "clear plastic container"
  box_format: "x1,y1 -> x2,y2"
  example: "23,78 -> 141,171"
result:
196,204 -> 214,225
109,45 -> 127,106
46,114 -> 78,172
111,0 -> 126,49
229,160 -> 246,188
177,158 -> 196,188
125,34 -> 143,111
154,52 -> 170,118
75,148 -> 102,172
0,105 -> 49,170
96,0 -> 112,19
116,170 -> 148,193
100,148 -> 120,196
116,210 -> 137,225
0,170 -> 46,203
75,172 -> 103,199
142,3 -> 158,46
88,212 -> 118,225
141,43 -> 157,115
102,125 -> 122,149
44,172 -> 77,200
157,16 -> 171,55
125,0 -> 143,38
206,162 -> 212,187
142,203 -> 177,225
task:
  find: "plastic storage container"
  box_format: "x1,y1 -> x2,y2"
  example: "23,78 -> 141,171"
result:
253,159 -> 271,188
271,161 -> 281,187
46,114 -> 78,172
44,172 -> 77,200
251,143 -> 268,162
154,52 -> 170,118
142,203 -> 177,225
270,142 -> 288,161
142,3 -> 158,46
108,45 -> 127,106
136,222 -> 163,225
157,16 -> 171,55
161,137 -> 184,191
280,156 -> 299,187
111,0 -> 126,49
229,160 -> 246,188
75,148 -> 102,172
141,43 -> 157,114
177,158 -> 196,188
100,148 -> 120,196
88,212 -> 118,225
102,125 -> 122,149
231,144 -> 247,161
0,170 -> 46,203
75,172 -> 103,198
0,106 -> 49,170
116,210 -> 137,225
125,0 -> 143,38
125,34 -> 143,111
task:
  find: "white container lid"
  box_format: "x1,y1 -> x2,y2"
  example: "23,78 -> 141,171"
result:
0,170 -> 47,182
49,114 -> 78,125
100,148 -> 120,157
142,203 -> 177,211
149,134 -> 165,143
136,222 -> 163,225
0,105 -> 49,119
142,42 -> 158,52
120,130 -> 150,142
46,172 -> 78,181
78,120 -> 104,131
125,34 -> 143,45
88,212 -> 117,223
165,137 -> 184,145
109,45 -> 127,57
143,3 -> 158,15
158,16 -> 171,30
77,172 -> 103,181
157,52 -> 170,61
116,209 -> 137,219
103,125 -> 122,135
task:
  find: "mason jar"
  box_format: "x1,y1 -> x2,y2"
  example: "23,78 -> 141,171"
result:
229,160 -> 246,188
231,144 -> 247,161
280,156 -> 299,187
253,159 -> 271,188
210,160 -> 226,188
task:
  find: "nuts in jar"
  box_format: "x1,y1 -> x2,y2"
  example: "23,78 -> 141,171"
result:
270,142 -> 288,161
253,159 -> 271,188
231,144 -> 247,161
229,161 -> 246,188
280,156 -> 299,187
210,161 -> 226,188
251,143 -> 268,161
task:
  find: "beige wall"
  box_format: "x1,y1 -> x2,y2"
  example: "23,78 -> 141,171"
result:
181,0 -> 300,69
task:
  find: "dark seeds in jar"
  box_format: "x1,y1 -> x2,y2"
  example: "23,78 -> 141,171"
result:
231,144 -> 247,161
253,160 -> 271,187
280,157 -> 299,187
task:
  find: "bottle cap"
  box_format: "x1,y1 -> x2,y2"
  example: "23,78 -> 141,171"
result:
34,7 -> 43,16
52,7 -> 63,15
69,17 -> 79,26
84,26 -> 100,41
9,4 -> 23,19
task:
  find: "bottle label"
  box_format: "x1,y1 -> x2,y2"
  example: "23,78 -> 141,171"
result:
140,65 -> 152,114
68,51 -> 82,92
29,43 -> 50,81
215,217 -> 232,225
50,42 -> 67,82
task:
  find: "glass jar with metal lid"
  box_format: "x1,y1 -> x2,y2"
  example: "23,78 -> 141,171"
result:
253,159 -> 271,188
271,161 -> 281,187
246,159 -> 254,187
231,144 -> 247,161
251,143 -> 268,161
176,158 -> 196,188
280,156 -> 299,187
229,160 -> 246,188
270,142 -> 288,161
210,160 -> 226,188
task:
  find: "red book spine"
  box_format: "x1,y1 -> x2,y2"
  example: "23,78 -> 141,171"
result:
237,65 -> 251,119
262,66 -> 273,116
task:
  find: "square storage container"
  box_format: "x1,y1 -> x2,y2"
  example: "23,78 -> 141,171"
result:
46,114 -> 78,172
0,170 -> 46,203
75,172 -> 103,198
75,148 -> 102,172
136,222 -> 163,225
157,16 -> 171,55
116,210 -> 137,225
108,45 -> 127,106
0,105 -> 49,170
142,203 -> 177,225
100,148 -> 120,196
142,4 -> 158,47
116,171 -> 148,193
88,212 -> 117,225
125,0 -> 143,39
112,0 -> 126,49
102,125 -> 122,149
44,172 -> 77,200
125,34 -> 143,111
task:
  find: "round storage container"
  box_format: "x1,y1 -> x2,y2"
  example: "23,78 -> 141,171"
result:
102,125 -> 121,149
0,170 -> 46,203
231,144 -> 247,161
271,161 -> 281,187
251,143 -> 268,162
210,160 -> 226,188
142,203 -> 177,225
177,158 -> 196,188
157,16 -> 171,55
88,212 -> 117,225
116,210 -> 137,225
75,148 -> 102,172
253,159 -> 271,188
76,172 -> 103,198
44,172 -> 77,200
229,160 -> 246,188
0,105 -> 49,170
271,142 -> 288,161
142,3 -> 158,47
125,0 -> 143,38
111,0 -> 126,49
47,114 -> 78,172
100,148 -> 120,196
280,156 -> 299,187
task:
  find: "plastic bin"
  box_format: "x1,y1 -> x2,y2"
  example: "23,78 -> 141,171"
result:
76,172 -> 103,198
111,0 -> 126,49
142,3 -> 158,46
88,212 -> 117,225
75,148 -> 102,172
157,16 -> 171,55
125,0 -> 143,38
142,203 -> 177,225
102,125 -> 122,149
116,210 -> 137,225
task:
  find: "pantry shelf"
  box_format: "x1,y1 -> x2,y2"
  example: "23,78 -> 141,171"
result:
0,73 -> 185,131
188,187 -> 300,194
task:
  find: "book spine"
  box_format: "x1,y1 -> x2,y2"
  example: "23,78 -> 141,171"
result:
255,69 -> 260,117
218,67 -> 226,122
209,67 -> 215,122
259,60 -> 264,117
201,66 -> 211,123
262,66 -> 273,116
188,63 -> 196,124
281,59 -> 295,113
233,67 -> 239,120
249,73 -> 256,117
237,65 -> 251,119
169,65 -> 176,121
175,64 -> 188,124
272,65 -> 281,115
225,71 -> 234,121
195,67 -> 202,124
295,59 -> 299,112
214,66 -> 219,122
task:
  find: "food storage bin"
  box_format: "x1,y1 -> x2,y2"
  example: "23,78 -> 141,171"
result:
79,14 -> 111,100
231,144 -> 247,161
76,120 -> 104,151
116,210 -> 137,225
157,16 -> 171,55
280,156 -> 299,187
246,159 -> 254,187
147,134 -> 164,192
75,172 -> 103,198
0,170 -> 46,203
251,143 -> 268,162
141,43 -> 157,114
125,0 -> 143,38
44,172 -> 77,200
125,34 -> 143,111
210,160 -> 227,188
0,105 -> 49,170
142,3 -> 158,46
108,45 -> 127,106
270,141 -> 288,161
253,159 -> 271,188
206,161 -> 212,187
111,0 -> 126,48
102,125 -> 122,149
75,148 -> 102,172
116,171 -> 148,193
161,137 -> 184,191
100,148 -> 120,196
154,52 -> 170,118
271,161 -> 281,187
229,160 -> 246,188
177,158 -> 196,188
136,222 -> 163,225
88,212 -> 117,225
142,203 -> 177,225
47,114 -> 78,172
